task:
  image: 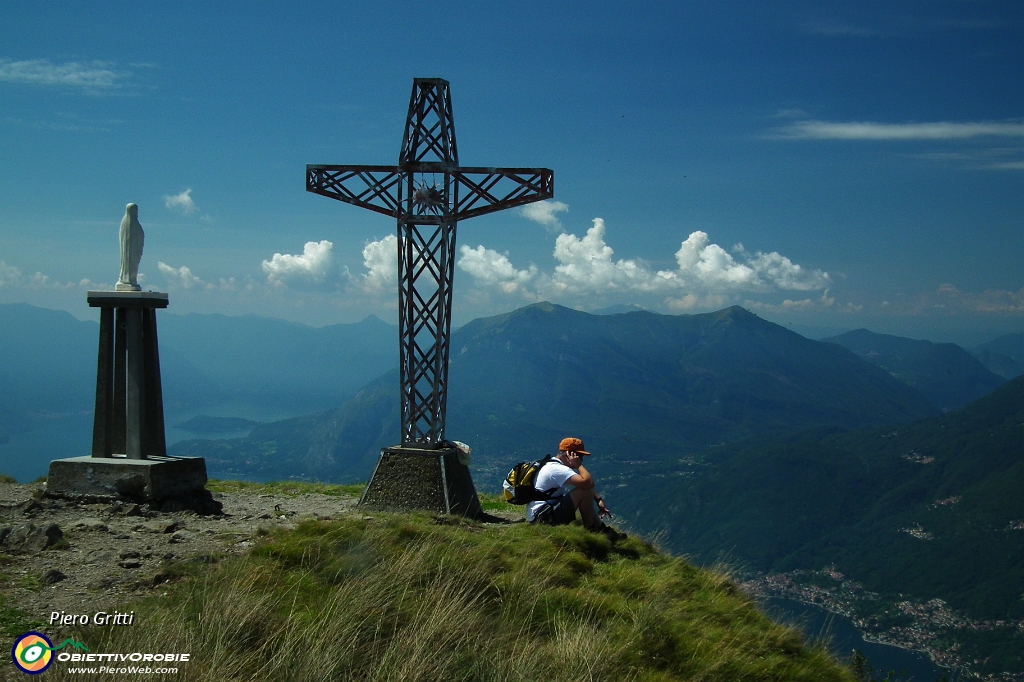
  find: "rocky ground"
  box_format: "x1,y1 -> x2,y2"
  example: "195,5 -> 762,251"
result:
0,480 -> 369,632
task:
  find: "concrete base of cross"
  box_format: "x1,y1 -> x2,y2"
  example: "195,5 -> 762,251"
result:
359,445 -> 483,517
46,455 -> 220,514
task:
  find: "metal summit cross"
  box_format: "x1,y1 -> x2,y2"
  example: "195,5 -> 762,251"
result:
307,78 -> 553,515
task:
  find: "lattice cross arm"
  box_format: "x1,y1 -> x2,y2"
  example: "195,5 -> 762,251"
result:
453,168 -> 554,221
306,165 -> 402,218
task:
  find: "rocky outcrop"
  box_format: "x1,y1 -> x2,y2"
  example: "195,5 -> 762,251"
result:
0,521 -> 63,553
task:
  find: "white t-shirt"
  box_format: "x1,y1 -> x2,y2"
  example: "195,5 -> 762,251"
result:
526,460 -> 577,522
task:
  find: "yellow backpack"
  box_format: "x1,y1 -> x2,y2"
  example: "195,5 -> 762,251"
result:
502,455 -> 558,505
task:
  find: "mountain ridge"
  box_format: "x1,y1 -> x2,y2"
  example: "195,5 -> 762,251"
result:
974,332 -> 1024,380
823,327 -> 1005,411
174,302 -> 944,483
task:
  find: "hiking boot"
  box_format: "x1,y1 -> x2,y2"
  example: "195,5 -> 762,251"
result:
595,523 -> 628,542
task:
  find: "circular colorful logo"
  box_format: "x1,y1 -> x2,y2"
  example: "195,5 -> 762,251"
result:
11,632 -> 54,675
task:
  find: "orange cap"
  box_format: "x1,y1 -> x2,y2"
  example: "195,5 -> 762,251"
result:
559,437 -> 590,455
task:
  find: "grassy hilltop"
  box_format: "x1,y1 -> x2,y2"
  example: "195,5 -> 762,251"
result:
35,485 -> 853,682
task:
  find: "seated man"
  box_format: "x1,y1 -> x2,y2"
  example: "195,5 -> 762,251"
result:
527,437 -> 626,540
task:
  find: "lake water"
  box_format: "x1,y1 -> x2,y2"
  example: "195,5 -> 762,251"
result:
764,597 -> 961,681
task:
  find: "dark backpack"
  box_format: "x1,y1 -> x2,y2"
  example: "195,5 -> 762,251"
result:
502,455 -> 559,505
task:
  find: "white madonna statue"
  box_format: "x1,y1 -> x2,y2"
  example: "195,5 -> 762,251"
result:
116,203 -> 144,291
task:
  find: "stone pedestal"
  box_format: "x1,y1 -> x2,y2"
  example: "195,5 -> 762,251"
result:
86,291 -> 169,459
47,456 -> 207,501
47,290 -> 217,513
359,445 -> 483,517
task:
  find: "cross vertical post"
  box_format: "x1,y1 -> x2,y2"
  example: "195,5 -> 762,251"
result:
307,78 -> 553,514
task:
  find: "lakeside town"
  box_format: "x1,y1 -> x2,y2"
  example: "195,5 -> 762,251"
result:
740,568 -> 1024,681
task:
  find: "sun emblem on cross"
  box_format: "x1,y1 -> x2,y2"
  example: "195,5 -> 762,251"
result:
412,180 -> 445,215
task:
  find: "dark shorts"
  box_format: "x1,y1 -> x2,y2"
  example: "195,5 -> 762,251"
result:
532,494 -> 577,526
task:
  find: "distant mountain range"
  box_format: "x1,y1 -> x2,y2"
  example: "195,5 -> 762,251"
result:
0,304 -> 98,413
0,303 -> 396,480
0,303 -> 397,418
172,302 -> 943,482
823,328 -> 1005,411
0,305 -> 98,452
155,312 -> 396,414
5,302 -> 1018,483
973,332 -> 1024,380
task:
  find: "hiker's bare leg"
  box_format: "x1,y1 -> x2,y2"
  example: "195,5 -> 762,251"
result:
570,488 -> 602,530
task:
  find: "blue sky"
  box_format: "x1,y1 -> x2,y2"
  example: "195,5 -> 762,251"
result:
1,1 -> 1022,344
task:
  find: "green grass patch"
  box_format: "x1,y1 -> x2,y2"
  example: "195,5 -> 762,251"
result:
206,479 -> 365,497
12,574 -> 44,592
477,490 -> 519,512
76,511 -> 854,682
0,473 -> 16,484
152,555 -> 225,585
0,597 -> 43,637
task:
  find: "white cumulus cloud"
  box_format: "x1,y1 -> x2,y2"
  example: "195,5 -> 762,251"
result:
458,246 -> 538,295
27,272 -> 77,289
458,219 -> 830,311
158,262 -> 209,289
262,240 -> 335,288
666,231 -> 756,288
0,262 -> 80,290
521,200 -> 569,230
0,261 -> 23,287
551,219 -> 655,293
744,289 -> 838,313
746,250 -> 830,291
664,293 -> 731,312
163,189 -> 199,216
361,235 -> 397,291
